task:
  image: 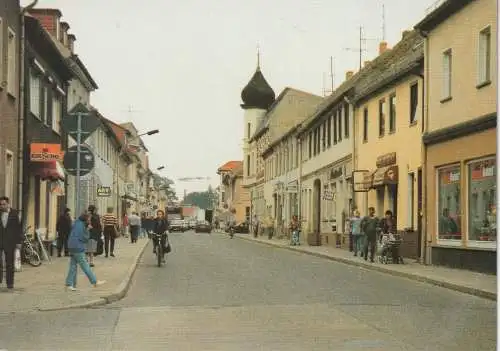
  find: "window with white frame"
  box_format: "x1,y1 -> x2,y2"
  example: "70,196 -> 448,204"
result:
7,28 -> 16,96
477,26 -> 491,85
29,71 -> 41,118
467,157 -> 496,243
442,49 -> 452,99
437,165 -> 461,240
4,151 -> 14,201
52,94 -> 61,133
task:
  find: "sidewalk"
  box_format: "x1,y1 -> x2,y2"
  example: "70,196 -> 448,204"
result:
0,237 -> 149,313
235,234 -> 497,301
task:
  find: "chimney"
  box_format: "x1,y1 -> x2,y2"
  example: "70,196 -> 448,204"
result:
60,21 -> 70,46
27,8 -> 62,38
379,41 -> 388,55
67,34 -> 76,53
402,30 -> 411,39
364,60 -> 370,67
345,71 -> 354,80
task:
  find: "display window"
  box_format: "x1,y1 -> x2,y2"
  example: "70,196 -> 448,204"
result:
437,165 -> 462,240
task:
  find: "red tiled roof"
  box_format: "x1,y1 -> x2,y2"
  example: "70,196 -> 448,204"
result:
217,161 -> 242,173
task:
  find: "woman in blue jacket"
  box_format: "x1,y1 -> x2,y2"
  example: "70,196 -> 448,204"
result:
65,212 -> 105,291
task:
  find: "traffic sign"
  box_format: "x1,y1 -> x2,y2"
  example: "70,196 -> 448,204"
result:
63,145 -> 95,177
62,103 -> 101,143
97,186 -> 112,197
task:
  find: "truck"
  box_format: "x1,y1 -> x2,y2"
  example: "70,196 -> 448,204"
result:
166,206 -> 185,232
196,208 -> 205,222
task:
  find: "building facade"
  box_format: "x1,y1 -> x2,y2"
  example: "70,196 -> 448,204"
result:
353,31 -> 425,259
217,161 -> 250,223
23,14 -> 73,238
0,0 -> 21,207
416,0 -> 497,273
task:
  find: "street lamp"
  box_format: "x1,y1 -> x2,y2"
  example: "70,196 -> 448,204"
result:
157,166 -> 165,171
139,129 -> 159,137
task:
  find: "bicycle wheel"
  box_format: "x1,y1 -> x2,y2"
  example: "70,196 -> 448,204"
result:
157,244 -> 163,267
25,247 -> 42,267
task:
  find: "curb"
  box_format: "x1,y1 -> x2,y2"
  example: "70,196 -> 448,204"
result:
236,235 -> 497,301
38,239 -> 150,312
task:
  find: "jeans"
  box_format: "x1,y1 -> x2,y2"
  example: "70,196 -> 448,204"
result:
130,226 -> 140,243
353,235 -> 364,255
65,251 -> 97,287
363,236 -> 377,262
103,226 -> 116,256
0,247 -> 15,287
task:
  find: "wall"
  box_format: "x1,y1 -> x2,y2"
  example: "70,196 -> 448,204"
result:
426,0 -> 496,132
242,107 -> 266,187
232,176 -> 250,223
0,0 -> 21,207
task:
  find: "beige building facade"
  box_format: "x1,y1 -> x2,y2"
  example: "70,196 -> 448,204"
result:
416,0 -> 497,273
353,31 -> 425,259
217,161 -> 250,223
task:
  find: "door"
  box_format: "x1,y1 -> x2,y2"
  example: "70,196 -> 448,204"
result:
417,168 -> 423,258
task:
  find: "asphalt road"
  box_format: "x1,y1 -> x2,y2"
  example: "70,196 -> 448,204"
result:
0,231 -> 495,350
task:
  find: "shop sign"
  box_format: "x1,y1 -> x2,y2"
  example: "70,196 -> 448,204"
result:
329,167 -> 343,180
323,190 -> 334,201
471,159 -> 496,180
441,168 -> 460,184
373,165 -> 399,187
376,152 -> 396,168
97,186 -> 112,197
30,143 -> 64,162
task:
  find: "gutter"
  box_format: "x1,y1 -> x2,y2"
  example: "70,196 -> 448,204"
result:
18,0 -> 38,223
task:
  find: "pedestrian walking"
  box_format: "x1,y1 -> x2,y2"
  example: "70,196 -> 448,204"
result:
0,196 -> 23,290
360,207 -> 380,263
86,205 -> 102,267
65,211 -> 105,291
289,215 -> 300,245
56,208 -> 72,257
350,209 -> 363,257
102,207 -> 118,258
128,212 -> 141,243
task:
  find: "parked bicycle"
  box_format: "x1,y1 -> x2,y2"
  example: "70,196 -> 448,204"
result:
22,226 -> 42,267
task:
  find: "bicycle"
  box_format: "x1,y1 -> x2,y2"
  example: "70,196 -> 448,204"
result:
152,232 -> 168,267
22,226 -> 42,267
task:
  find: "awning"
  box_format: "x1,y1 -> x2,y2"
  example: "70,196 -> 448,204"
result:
372,165 -> 399,187
30,161 -> 65,181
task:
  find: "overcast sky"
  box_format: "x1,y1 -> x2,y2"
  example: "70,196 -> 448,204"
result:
23,0 -> 438,198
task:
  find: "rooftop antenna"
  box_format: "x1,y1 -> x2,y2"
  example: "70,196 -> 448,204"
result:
343,27 -> 367,71
256,44 -> 261,70
323,56 -> 335,96
382,4 -> 386,41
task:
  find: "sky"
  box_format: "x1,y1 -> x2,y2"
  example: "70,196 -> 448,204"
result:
22,0 -> 438,198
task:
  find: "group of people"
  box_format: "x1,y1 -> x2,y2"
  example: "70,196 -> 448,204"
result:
350,207 -> 396,263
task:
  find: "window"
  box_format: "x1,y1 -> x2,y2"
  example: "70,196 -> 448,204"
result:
477,26 -> 491,85
247,123 -> 251,139
44,86 -> 52,126
308,132 -> 312,158
322,121 -> 326,150
467,158 -> 496,242
295,139 -> 299,166
29,71 -> 41,118
442,49 -> 452,99
7,28 -> 16,96
4,151 -> 13,201
407,173 -> 414,229
378,99 -> 385,137
389,94 -> 396,133
437,165 -> 461,240
337,108 -> 342,142
333,110 -> 337,144
410,83 -> 418,124
52,95 -> 61,133
246,155 -> 250,176
344,103 -> 349,138
326,115 -> 331,147
363,108 -> 368,142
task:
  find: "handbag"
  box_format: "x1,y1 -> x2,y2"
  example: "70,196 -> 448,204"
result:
113,226 -> 121,238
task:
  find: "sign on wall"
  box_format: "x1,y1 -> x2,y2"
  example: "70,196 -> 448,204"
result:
30,143 -> 64,162
97,186 -> 112,197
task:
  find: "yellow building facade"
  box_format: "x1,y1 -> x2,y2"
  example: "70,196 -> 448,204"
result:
416,0 -> 497,273
353,31 -> 424,259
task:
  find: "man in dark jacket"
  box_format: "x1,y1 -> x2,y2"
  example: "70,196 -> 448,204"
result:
361,207 -> 380,263
87,205 -> 102,266
0,196 -> 23,289
56,208 -> 72,257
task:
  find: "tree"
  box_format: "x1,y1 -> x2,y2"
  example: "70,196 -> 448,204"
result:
152,173 -> 178,201
182,186 -> 216,209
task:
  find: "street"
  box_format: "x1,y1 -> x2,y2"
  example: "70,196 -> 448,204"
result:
0,232 -> 495,350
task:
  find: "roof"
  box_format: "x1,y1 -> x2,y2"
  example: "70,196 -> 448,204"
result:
351,30 -> 424,104
27,8 -> 62,17
250,87 -> 323,142
414,0 -> 473,32
217,161 -> 243,173
241,66 -> 275,110
72,54 -> 99,89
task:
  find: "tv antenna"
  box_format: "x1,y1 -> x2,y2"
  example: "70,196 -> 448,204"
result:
322,56 -> 335,96
343,26 -> 380,70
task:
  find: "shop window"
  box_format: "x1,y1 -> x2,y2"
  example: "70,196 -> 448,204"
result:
437,165 -> 461,240
467,158 -> 496,242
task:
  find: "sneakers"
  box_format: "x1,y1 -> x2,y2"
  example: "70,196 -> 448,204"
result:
66,286 -> 78,291
93,280 -> 106,287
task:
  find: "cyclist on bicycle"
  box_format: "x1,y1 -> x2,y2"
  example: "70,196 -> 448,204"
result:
152,210 -> 169,262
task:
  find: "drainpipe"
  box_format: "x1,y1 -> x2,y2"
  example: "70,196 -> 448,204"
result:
344,95 -> 355,212
418,29 -> 430,265
297,132 -> 303,236
17,0 -> 38,224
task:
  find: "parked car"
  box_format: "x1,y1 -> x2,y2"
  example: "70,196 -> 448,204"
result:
195,221 -> 212,233
170,219 -> 185,232
224,221 -> 249,234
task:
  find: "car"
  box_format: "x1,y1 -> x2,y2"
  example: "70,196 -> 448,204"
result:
169,219 -> 185,232
195,221 -> 212,233
225,222 -> 249,234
